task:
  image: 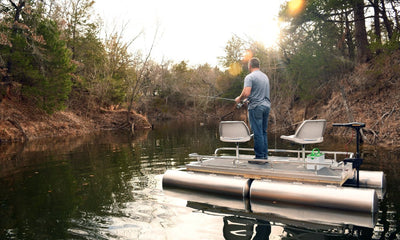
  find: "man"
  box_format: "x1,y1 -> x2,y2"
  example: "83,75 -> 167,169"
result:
235,57 -> 270,163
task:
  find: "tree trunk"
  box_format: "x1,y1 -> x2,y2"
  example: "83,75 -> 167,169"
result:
373,0 -> 382,54
345,11 -> 355,61
353,0 -> 371,63
390,1 -> 400,35
380,0 -> 393,40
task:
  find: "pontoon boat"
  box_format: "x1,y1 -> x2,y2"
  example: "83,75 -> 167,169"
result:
162,120 -> 386,213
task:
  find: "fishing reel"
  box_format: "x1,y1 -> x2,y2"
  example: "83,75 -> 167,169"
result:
236,99 -> 249,109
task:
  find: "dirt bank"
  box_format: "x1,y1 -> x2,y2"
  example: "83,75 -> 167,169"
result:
0,95 -> 151,143
312,57 -> 399,147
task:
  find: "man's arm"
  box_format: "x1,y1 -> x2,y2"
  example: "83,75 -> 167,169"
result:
235,87 -> 251,103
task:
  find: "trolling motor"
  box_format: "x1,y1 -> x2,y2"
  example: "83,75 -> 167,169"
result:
332,122 -> 365,187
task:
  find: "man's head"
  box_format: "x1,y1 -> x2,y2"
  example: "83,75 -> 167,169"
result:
248,57 -> 260,71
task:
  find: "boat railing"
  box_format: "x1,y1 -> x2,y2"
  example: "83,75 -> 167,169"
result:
188,150 -> 355,181
213,147 -> 353,162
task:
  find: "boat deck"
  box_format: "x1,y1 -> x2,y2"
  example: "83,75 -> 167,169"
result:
187,149 -> 355,186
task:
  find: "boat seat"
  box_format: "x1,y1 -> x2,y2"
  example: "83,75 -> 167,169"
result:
219,121 -> 252,158
280,119 -> 326,161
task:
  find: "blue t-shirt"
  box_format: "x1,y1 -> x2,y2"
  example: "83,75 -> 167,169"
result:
244,70 -> 270,110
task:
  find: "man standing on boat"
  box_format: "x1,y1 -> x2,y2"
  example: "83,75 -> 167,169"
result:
235,57 -> 271,163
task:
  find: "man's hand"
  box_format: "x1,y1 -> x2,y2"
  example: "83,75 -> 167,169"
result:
235,87 -> 251,104
235,96 -> 241,104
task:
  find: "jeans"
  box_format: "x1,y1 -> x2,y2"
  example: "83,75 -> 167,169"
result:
248,105 -> 270,159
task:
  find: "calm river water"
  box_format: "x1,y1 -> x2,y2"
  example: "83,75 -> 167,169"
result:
0,121 -> 399,239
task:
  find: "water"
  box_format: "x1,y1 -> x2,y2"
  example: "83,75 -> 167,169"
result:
0,121 -> 399,239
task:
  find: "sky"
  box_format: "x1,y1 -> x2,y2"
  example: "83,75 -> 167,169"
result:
94,0 -> 288,67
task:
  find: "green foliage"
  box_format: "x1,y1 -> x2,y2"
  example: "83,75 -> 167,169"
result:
285,41 -> 350,100
382,32 -> 400,52
73,29 -> 106,85
5,33 -> 43,86
279,0 -> 358,102
219,36 -> 245,69
1,1 -> 75,113
23,19 -> 75,113
216,71 -> 244,100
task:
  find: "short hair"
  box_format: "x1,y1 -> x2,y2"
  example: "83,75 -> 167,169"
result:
249,57 -> 260,68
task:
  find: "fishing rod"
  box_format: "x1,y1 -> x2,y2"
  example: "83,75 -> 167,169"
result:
194,95 -> 248,109
192,95 -> 248,120
194,95 -> 236,102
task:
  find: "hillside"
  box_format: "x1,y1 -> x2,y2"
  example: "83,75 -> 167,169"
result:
292,52 -> 400,147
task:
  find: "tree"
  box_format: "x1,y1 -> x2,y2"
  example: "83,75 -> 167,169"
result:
187,64 -> 220,113
125,25 -> 158,123
99,31 -> 132,107
1,0 -> 75,112
54,0 -> 96,60
27,19 -> 74,112
278,0 -> 380,102
372,0 -> 383,54
218,35 -> 246,69
216,35 -> 247,99
368,0 -> 400,51
1,0 -> 26,82
353,0 -> 371,62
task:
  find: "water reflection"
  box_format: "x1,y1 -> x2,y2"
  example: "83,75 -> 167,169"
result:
0,130 -> 153,239
166,187 -> 377,239
0,121 -> 399,239
223,216 -> 271,240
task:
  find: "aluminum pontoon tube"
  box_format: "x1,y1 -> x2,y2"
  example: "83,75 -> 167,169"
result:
358,170 -> 386,189
162,170 -> 251,198
250,180 -> 378,213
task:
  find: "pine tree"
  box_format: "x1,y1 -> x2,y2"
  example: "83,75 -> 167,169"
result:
1,1 -> 75,113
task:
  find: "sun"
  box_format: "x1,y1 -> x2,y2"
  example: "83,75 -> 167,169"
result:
247,3 -> 283,49
249,18 -> 281,49
262,20 -> 281,48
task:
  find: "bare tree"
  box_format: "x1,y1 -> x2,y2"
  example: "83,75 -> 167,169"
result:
125,24 -> 160,125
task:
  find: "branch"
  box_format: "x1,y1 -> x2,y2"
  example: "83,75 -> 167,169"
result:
8,0 -> 18,9
364,128 -> 378,144
130,25 -> 159,101
7,118 -> 28,141
371,106 -> 396,128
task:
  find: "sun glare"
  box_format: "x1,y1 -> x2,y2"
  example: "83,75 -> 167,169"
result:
250,2 -> 283,49
263,21 -> 281,48
228,62 -> 242,76
288,0 -> 305,16
243,50 -> 253,62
